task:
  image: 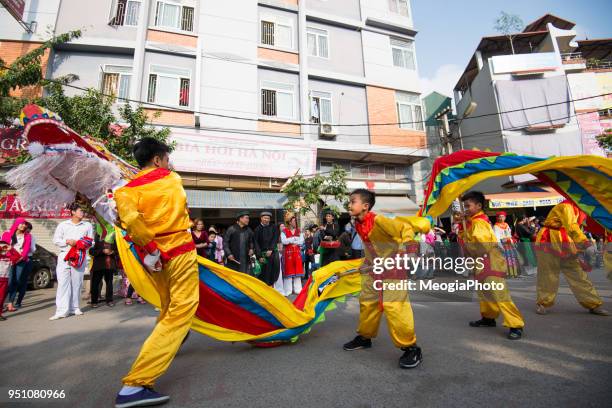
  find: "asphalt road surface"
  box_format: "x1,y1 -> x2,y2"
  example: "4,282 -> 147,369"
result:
1,270 -> 611,408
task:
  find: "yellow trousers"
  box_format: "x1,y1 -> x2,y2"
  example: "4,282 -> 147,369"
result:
357,275 -> 416,348
123,250 -> 199,387
536,251 -> 602,310
477,275 -> 524,328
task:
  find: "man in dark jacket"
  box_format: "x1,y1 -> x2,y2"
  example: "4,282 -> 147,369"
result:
254,211 -> 280,285
89,235 -> 118,307
223,211 -> 255,273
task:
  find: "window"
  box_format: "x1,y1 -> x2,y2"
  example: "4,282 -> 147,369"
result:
388,0 -> 410,17
385,166 -> 396,180
396,91 -> 423,130
307,27 -> 329,58
181,6 -> 194,31
261,81 -> 294,119
351,163 -> 369,179
154,1 -> 194,32
260,18 -> 292,48
310,91 -> 332,124
261,21 -> 274,46
391,37 -> 415,70
101,65 -> 132,100
110,0 -> 141,26
147,65 -> 191,107
368,165 -> 385,179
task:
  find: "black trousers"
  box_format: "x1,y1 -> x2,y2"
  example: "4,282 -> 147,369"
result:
91,269 -> 114,304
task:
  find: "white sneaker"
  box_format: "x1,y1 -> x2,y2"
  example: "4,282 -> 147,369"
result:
49,314 -> 67,321
73,309 -> 84,316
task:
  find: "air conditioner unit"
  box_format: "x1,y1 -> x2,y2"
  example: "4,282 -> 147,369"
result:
319,123 -> 337,139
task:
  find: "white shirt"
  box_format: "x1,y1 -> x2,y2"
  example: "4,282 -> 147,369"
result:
281,228 -> 304,246
53,219 -> 94,255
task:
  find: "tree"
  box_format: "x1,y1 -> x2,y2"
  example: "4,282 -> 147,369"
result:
494,11 -> 524,55
596,128 -> 612,151
0,30 -> 81,98
282,165 -> 349,219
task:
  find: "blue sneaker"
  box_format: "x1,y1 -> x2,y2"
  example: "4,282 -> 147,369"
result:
115,387 -> 170,408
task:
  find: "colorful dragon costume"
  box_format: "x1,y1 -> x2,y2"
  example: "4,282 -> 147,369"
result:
6,105 -> 363,345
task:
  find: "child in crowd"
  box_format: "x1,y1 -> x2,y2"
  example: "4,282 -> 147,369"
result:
204,232 -> 218,262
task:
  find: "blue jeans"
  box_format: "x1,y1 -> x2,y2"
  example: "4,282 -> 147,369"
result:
7,260 -> 31,306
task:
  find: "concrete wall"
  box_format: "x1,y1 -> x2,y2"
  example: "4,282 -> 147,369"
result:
362,30 -> 419,92
307,0 -> 361,22
0,0 -> 60,41
56,0 -> 138,43
361,0 -> 414,29
456,62 -> 504,152
306,21 -> 364,77
50,50 -> 134,96
199,0 -> 258,129
307,80 -> 369,144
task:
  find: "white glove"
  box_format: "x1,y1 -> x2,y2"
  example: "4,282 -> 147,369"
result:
144,250 -> 162,272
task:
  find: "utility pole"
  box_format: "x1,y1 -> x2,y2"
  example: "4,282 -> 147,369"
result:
435,106 -> 453,155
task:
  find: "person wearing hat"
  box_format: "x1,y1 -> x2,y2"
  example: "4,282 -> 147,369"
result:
493,211 -> 520,278
280,211 -> 304,295
223,211 -> 254,274
254,211 -> 281,286
318,209 -> 341,267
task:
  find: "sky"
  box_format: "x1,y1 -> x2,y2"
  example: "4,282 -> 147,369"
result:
413,0 -> 612,99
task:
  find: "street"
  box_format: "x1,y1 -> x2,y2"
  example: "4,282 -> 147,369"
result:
1,270 -> 611,408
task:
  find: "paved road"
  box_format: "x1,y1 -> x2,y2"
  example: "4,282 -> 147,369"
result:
1,270 -> 611,408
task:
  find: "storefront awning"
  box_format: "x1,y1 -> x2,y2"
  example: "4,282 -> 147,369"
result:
375,196 -> 420,217
486,190 -> 565,209
186,190 -> 288,209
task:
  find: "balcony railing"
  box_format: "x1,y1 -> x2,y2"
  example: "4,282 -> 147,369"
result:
587,59 -> 612,70
560,52 -> 585,64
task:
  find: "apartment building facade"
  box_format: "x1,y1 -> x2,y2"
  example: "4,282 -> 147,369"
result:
452,14 -> 610,192
1,0 -> 427,225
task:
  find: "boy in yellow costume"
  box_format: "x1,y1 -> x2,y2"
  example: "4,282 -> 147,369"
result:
535,201 -> 608,316
114,138 -> 199,408
343,189 -> 430,368
461,191 -> 524,340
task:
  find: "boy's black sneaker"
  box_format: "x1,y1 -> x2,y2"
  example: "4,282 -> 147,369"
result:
399,345 -> 422,369
507,328 -> 523,340
469,317 -> 496,327
343,335 -> 372,351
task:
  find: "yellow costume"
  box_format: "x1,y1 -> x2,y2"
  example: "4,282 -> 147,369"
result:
355,212 -> 429,348
114,167 -> 199,387
463,211 -> 524,328
535,202 -> 603,310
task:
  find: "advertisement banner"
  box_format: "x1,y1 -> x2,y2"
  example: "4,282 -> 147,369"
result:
0,194 -> 71,219
596,72 -> 612,110
567,73 -> 602,111
170,131 -> 317,178
0,127 -> 25,164
577,111 -> 606,157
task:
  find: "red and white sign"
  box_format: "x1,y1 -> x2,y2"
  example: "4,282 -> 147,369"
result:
170,131 -> 317,178
0,194 -> 71,219
0,0 -> 26,22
